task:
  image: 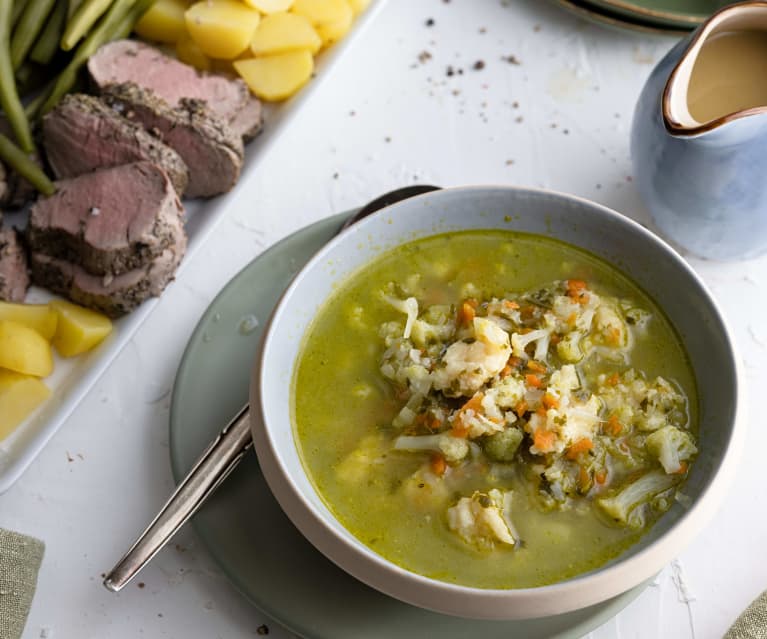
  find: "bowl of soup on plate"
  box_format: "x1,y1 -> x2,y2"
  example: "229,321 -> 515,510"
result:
252,186 -> 744,620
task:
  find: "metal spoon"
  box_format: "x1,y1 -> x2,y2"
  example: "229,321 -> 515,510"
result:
103,184 -> 441,592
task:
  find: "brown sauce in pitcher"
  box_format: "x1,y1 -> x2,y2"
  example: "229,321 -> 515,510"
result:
687,30 -> 767,123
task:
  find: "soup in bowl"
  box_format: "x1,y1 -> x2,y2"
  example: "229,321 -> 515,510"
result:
252,186 -> 744,620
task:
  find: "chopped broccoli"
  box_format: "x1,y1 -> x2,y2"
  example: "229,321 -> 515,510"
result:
483,428 -> 524,462
645,425 -> 698,474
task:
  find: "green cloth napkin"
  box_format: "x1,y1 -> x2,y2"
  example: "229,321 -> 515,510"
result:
726,591 -> 767,639
0,528 -> 44,639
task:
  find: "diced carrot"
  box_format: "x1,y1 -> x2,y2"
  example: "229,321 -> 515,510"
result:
457,301 -> 476,327
462,393 -> 484,412
608,327 -> 622,346
520,305 -> 536,320
566,438 -> 594,460
507,356 -> 523,369
430,453 -> 447,476
606,414 -> 623,436
414,413 -> 428,426
577,293 -> 590,306
451,423 -> 469,438
465,298 -> 479,308
533,428 -> 556,452
514,400 -> 528,417
566,312 -> 578,327
525,373 -> 542,388
526,360 -> 547,373
566,279 -> 587,294
606,372 -> 620,386
550,333 -> 561,345
500,365 -> 512,378
535,406 -> 548,418
542,393 -> 559,410
595,469 -> 608,485
452,393 -> 484,437
503,299 -> 520,310
428,416 -> 443,431
673,461 -> 689,475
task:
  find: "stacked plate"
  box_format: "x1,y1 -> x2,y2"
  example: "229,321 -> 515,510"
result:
553,0 -> 723,34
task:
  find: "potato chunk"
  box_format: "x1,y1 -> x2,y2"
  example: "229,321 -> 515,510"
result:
347,0 -> 370,15
251,12 -> 321,55
0,320 -> 53,377
0,302 -> 57,339
185,1 -> 261,59
135,0 -> 188,43
0,370 -> 50,441
234,50 -> 314,101
291,0 -> 353,45
50,300 -> 113,358
176,35 -> 213,71
243,0 -> 295,13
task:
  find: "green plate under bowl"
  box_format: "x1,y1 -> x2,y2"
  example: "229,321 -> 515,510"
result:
553,0 -> 692,33
169,212 -> 649,639
586,0 -> 718,27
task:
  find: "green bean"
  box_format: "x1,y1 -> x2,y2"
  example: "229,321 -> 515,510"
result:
60,0 -> 113,51
30,0 -> 67,65
39,0 -> 136,116
10,0 -> 55,69
0,2 -> 33,152
0,132 -> 54,196
11,0 -> 27,27
112,0 -> 154,39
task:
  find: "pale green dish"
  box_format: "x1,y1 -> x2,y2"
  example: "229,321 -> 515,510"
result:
169,213 -> 648,638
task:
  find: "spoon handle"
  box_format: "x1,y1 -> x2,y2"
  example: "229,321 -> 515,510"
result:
103,404 -> 252,592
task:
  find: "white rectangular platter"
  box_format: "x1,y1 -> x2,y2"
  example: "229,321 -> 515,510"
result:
0,0 -> 385,493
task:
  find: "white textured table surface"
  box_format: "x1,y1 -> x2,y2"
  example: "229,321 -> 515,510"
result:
3,1 -> 765,638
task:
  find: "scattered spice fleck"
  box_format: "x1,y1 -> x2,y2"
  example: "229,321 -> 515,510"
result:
349,110 -> 355,116
473,60 -> 485,70
66,451 -> 74,463
550,123 -> 558,129
563,129 -> 570,135
506,159 -> 515,166
446,65 -> 455,77
174,544 -> 187,553
479,27 -> 487,33
100,572 -> 106,578
257,625 -> 270,635
626,175 -> 633,182
515,116 -> 524,123
137,582 -> 145,589
417,50 -> 432,64
425,17 -> 435,26
451,89 -> 461,96
596,183 -> 602,190
332,172 -> 339,179
384,136 -> 391,143
502,54 -> 521,65
512,100 -> 519,108
533,24 -> 541,32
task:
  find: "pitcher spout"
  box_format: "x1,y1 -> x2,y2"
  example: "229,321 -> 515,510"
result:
663,1 -> 767,137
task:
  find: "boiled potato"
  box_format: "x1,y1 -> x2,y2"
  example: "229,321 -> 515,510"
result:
243,0 -> 295,13
234,50 -> 314,101
185,1 -> 261,59
135,0 -> 188,43
50,300 -> 113,358
176,35 -> 212,71
251,12 -> 321,56
347,0 -> 370,15
0,320 -> 53,377
291,0 -> 352,46
0,370 -> 50,441
0,302 -> 57,340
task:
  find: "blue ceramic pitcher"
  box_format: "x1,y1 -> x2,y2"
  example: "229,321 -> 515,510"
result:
631,2 -> 767,261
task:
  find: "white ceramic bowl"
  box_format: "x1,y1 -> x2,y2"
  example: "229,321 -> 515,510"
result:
251,186 -> 745,620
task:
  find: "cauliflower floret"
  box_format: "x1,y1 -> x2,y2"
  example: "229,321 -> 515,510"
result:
394,433 -> 470,462
645,425 -> 698,474
486,375 -> 526,409
447,489 -> 516,549
433,318 -> 511,397
556,331 -> 585,362
597,470 -> 678,526
383,295 -> 418,339
598,371 -> 686,432
527,393 -> 600,455
548,364 -> 579,397
593,304 -> 630,349
511,328 -> 550,360
402,465 -> 451,510
452,392 -> 506,439
410,304 -> 455,348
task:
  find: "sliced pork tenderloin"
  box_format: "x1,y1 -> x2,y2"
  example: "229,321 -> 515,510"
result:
88,39 -> 263,141
42,94 -> 189,196
28,161 -> 183,276
100,83 -> 243,199
30,212 -> 186,317
0,227 -> 29,302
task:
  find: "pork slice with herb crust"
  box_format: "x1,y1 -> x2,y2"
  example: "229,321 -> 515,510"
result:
88,39 -> 263,141
29,210 -> 186,317
100,83 -> 243,199
27,161 -> 184,276
0,227 -> 29,302
42,93 -> 189,197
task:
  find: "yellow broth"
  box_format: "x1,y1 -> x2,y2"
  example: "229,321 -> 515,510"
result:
292,231 -> 696,588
